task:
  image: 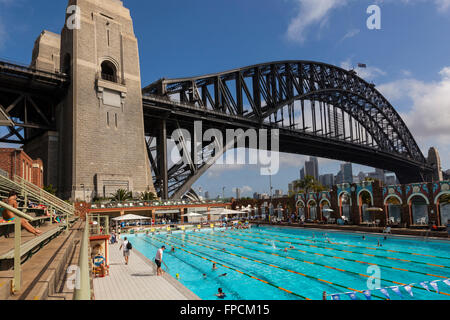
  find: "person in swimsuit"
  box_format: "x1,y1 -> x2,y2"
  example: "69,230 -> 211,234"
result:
2,191 -> 42,235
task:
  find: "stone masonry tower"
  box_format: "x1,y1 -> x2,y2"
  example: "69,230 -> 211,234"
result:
57,0 -> 155,200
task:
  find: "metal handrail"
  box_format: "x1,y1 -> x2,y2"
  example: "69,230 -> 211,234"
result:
0,201 -> 34,293
74,217 -> 91,300
0,201 -> 34,221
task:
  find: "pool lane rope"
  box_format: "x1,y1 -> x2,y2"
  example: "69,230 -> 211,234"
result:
183,232 -> 450,298
156,234 -> 388,300
189,232 -> 449,280
247,229 -> 450,260
227,230 -> 450,269
143,236 -> 311,300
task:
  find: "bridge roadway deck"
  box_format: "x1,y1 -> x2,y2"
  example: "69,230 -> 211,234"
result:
93,240 -> 200,300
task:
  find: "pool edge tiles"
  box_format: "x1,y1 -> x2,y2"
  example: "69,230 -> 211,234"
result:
133,248 -> 201,300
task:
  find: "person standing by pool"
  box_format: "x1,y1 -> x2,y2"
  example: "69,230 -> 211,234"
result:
155,246 -> 166,276
119,237 -> 131,265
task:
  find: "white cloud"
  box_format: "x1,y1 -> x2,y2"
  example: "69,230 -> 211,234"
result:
286,0 -> 450,44
341,28 -> 360,42
378,67 -> 450,169
286,0 -> 348,43
340,59 -> 387,81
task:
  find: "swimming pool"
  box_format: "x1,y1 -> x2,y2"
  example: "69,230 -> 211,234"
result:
126,226 -> 450,300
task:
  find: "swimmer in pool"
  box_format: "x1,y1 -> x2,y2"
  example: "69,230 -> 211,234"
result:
212,263 -> 218,271
215,288 -> 226,298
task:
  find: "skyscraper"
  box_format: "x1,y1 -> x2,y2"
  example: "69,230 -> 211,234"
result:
342,163 -> 353,184
236,188 -> 241,200
300,168 -> 305,180
304,157 -> 319,180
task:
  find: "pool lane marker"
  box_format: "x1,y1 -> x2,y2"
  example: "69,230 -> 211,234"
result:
227,230 -> 450,269
190,232 -> 449,280
160,234 -> 387,300
142,236 -> 311,300
247,229 -> 450,261
185,232 -> 450,297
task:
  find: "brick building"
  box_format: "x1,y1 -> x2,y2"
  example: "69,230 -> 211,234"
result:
0,148 -> 44,188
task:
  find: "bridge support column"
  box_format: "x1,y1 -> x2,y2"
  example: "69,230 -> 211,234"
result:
157,120 -> 169,200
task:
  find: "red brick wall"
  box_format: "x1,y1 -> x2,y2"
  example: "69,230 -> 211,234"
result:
0,148 -> 44,188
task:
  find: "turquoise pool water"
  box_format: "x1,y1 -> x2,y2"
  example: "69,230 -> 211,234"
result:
126,226 -> 450,300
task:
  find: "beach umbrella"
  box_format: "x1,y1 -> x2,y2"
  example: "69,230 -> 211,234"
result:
323,208 -> 334,213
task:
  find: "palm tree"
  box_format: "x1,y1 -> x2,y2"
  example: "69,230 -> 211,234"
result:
111,189 -> 132,202
294,176 -> 326,194
140,191 -> 156,201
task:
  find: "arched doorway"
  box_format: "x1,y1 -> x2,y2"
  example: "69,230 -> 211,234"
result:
320,199 -> 332,221
296,200 -> 305,221
385,195 -> 403,225
308,200 -> 317,221
101,60 -> 118,82
339,192 -> 351,222
436,193 -> 450,226
358,190 -> 374,223
408,194 -> 429,226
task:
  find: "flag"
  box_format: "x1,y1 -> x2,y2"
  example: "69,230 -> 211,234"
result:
391,286 -> 403,298
443,279 -> 450,287
430,281 -> 440,294
358,63 -> 367,68
379,288 -> 390,300
419,282 -> 430,292
347,292 -> 357,301
404,285 -> 414,297
363,290 -> 372,300
331,294 -> 341,300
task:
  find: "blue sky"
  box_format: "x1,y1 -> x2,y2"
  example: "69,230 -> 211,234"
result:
0,0 -> 449,198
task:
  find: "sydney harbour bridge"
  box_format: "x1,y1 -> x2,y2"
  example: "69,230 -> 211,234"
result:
0,1 -> 434,201
0,59 -> 432,199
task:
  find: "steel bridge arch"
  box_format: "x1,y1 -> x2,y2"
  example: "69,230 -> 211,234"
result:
143,60 -> 431,199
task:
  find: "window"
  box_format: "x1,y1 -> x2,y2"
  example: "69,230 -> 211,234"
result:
115,113 -> 118,128
107,112 -> 110,126
107,30 -> 110,47
101,61 -> 117,83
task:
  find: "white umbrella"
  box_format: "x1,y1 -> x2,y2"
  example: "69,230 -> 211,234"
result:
181,212 -> 205,217
210,208 -> 244,215
322,208 -> 334,213
112,214 -> 152,221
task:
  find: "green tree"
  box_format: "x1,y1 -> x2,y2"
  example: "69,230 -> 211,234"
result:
294,176 -> 327,194
44,184 -> 57,195
111,189 -> 132,202
140,191 -> 156,201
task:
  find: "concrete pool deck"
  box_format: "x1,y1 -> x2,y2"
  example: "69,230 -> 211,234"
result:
92,242 -> 200,300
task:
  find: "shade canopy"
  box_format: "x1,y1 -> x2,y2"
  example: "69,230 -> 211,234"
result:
210,208 -> 245,215
181,212 -> 204,217
112,214 -> 152,221
322,208 -> 334,213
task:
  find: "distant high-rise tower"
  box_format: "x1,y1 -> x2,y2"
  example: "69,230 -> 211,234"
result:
427,147 -> 443,181
305,157 -> 319,180
236,188 -> 241,200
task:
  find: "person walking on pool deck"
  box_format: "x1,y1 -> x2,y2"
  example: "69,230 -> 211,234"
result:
119,237 -> 131,265
1,191 -> 42,236
155,246 -> 166,276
